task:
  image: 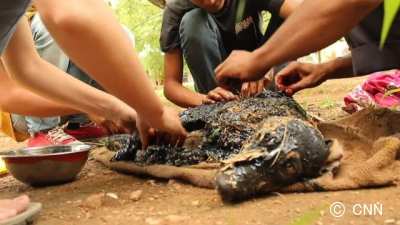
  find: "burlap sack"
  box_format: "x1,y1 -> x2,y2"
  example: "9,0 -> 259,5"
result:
93,108 -> 400,192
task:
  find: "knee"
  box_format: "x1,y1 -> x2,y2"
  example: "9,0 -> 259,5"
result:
179,9 -> 209,47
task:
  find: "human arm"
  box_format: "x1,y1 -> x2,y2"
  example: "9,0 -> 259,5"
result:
2,18 -> 137,129
34,0 -> 163,124
164,49 -> 207,108
35,0 -> 186,141
0,62 -> 79,116
275,55 -> 353,95
164,49 -> 239,107
215,0 -> 382,83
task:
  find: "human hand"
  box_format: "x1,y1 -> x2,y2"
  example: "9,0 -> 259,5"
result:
241,76 -> 271,97
275,61 -> 329,96
136,114 -> 155,150
215,50 -> 265,89
203,87 -> 239,104
88,114 -> 125,135
106,100 -> 137,133
138,107 -> 187,149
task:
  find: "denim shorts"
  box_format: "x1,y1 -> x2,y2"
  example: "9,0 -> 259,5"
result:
0,0 -> 31,54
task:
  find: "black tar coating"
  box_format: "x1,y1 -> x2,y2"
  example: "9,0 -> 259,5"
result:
109,90 -> 309,165
216,117 -> 329,202
107,90 -> 330,202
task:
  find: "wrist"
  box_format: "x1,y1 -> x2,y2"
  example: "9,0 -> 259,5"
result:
251,49 -> 274,79
98,95 -> 123,120
320,60 -> 341,80
142,106 -> 165,128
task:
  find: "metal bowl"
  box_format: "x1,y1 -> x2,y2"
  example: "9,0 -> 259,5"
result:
0,144 -> 92,186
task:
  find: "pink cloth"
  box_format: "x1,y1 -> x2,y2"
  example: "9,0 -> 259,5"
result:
344,70 -> 400,113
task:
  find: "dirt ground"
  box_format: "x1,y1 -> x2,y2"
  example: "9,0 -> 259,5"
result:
1,76 -> 400,225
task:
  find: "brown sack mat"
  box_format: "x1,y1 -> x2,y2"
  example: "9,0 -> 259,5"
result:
94,108 -> 400,192
93,148 -> 217,189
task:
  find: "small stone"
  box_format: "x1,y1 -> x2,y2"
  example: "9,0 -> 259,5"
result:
129,190 -> 143,201
271,192 -> 284,198
168,179 -> 176,185
295,208 -> 301,213
168,179 -> 182,190
82,193 -> 105,209
316,221 -> 323,225
66,201 -> 72,204
73,200 -> 82,207
319,210 -> 325,216
148,180 -> 157,186
165,215 -> 189,223
191,200 -> 200,207
87,172 -> 95,177
148,197 -> 155,201
85,212 -> 92,219
385,219 -> 396,224
106,192 -> 119,199
145,217 -> 162,225
102,170 -> 113,175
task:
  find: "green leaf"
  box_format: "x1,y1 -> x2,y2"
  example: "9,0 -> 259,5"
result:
380,0 -> 400,48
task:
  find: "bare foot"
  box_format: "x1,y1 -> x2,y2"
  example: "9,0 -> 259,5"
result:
0,195 -> 30,222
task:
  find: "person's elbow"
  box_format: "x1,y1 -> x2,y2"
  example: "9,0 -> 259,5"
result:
4,56 -> 42,87
39,6 -> 91,35
0,87 -> 19,112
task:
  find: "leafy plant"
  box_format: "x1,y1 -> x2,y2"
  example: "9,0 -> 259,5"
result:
380,0 -> 400,48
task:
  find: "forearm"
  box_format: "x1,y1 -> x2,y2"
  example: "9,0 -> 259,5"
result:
35,0 -> 164,122
323,55 -> 354,79
164,82 -> 206,108
253,0 -> 381,78
0,84 -> 78,116
0,62 -> 77,116
2,58 -> 119,119
163,50 -> 204,108
2,19 -> 120,119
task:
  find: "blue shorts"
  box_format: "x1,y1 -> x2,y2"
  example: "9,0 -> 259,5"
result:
0,0 -> 31,54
